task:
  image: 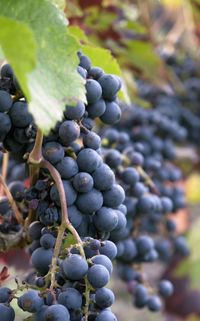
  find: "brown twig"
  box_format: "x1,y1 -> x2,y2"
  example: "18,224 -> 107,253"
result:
24,129 -> 44,230
135,166 -> 160,195
0,152 -> 9,197
0,175 -> 24,226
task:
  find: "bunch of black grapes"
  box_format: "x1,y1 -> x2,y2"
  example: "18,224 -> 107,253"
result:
0,52 -> 189,321
0,53 -> 122,321
101,103 -> 189,311
137,52 -> 200,147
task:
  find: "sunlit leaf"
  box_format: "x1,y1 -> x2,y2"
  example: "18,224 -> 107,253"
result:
62,233 -> 76,250
48,0 -> 66,10
185,173 -> 200,204
0,0 -> 86,134
0,15 -> 36,101
68,26 -> 89,44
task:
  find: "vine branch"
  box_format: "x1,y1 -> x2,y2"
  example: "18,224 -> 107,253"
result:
25,129 -> 44,230
135,166 -> 160,195
0,152 -> 9,197
26,128 -> 91,320
0,175 -> 24,226
41,159 -> 90,320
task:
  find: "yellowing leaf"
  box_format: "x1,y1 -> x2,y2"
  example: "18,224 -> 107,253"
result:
0,0 -> 86,134
185,173 -> 200,204
161,0 -> 183,8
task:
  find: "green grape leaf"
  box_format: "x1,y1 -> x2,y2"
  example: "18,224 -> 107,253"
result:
185,173 -> 200,204
0,0 -> 86,134
84,7 -> 117,31
48,0 -> 66,10
117,40 -> 163,83
68,26 -> 90,44
62,233 -> 77,250
175,218 -> 200,289
0,15 -> 36,101
82,45 -> 121,76
125,21 -> 147,34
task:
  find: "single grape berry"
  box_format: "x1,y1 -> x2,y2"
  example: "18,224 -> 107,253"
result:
86,99 -> 106,119
159,280 -> 174,297
99,240 -> 117,260
68,205 -> 83,228
83,132 -> 101,150
77,148 -> 102,173
98,74 -> 120,100
103,184 -> 125,208
95,287 -> 115,308
30,248 -> 53,275
43,142 -> 64,165
0,287 -> 12,303
64,102 -> 85,120
147,296 -> 162,312
79,54 -> 91,71
87,264 -> 110,288
100,101 -> 121,125
96,310 -> 117,321
0,303 -> 15,321
86,79 -> 102,104
93,207 -> 118,232
91,254 -> 113,274
92,164 -> 115,191
50,180 -> 77,207
76,188 -> 103,214
136,236 -> 154,255
40,233 -> 55,249
58,288 -> 82,310
9,101 -> 33,128
72,172 -> 94,193
0,90 -> 13,112
18,290 -> 44,313
59,120 -> 80,145
0,113 -> 12,141
61,254 -> 88,280
45,304 -> 70,321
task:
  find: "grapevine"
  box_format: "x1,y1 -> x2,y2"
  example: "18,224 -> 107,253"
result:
0,2 -> 199,321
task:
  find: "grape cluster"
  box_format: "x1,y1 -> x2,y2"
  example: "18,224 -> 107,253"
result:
100,104 -> 189,310
0,51 -> 190,321
137,52 -> 200,147
0,52 -> 121,164
0,53 -> 122,321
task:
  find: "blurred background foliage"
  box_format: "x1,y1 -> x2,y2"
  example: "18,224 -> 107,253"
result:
65,0 -> 200,100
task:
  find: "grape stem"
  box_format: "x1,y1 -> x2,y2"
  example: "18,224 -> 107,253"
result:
41,159 -> 91,320
0,151 -> 9,197
25,128 -> 44,230
79,122 -> 90,134
135,166 -> 160,195
27,127 -> 91,320
0,174 -> 24,226
121,154 -> 160,194
28,128 -> 43,164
